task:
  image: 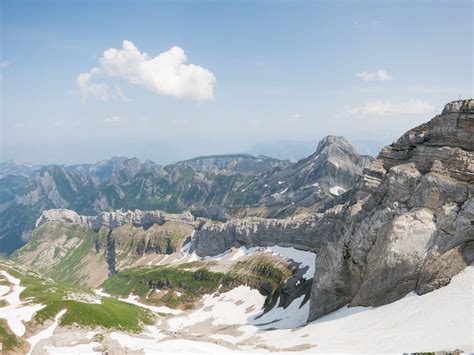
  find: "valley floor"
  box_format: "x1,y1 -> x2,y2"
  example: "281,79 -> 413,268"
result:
1,259 -> 472,354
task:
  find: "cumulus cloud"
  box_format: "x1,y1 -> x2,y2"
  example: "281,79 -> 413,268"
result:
356,69 -> 392,82
76,40 -> 216,102
348,100 -> 436,115
104,116 -> 121,124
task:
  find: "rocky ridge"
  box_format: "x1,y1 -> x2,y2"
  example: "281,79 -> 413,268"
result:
36,208 -> 200,231
1,136 -> 371,254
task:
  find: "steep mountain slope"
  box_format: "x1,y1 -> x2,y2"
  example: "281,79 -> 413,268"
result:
307,99 -> 473,321
0,137 -> 371,254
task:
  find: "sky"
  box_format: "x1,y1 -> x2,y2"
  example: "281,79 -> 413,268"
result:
1,0 -> 472,165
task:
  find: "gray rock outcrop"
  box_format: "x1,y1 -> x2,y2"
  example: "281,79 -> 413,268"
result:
307,99 -> 474,321
191,211 -> 342,256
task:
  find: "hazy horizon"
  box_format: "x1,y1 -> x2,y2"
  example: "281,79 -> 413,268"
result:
2,132 -> 397,166
1,1 -> 472,165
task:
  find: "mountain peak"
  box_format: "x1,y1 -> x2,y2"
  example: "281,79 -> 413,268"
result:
315,135 -> 356,156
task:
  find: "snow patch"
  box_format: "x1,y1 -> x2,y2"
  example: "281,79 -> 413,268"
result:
45,342 -> 102,354
257,266 -> 474,352
111,334 -> 238,353
0,271 -> 46,337
252,295 -> 309,329
27,310 -> 67,355
120,294 -> 182,315
167,286 -> 265,332
329,185 -> 345,196
0,285 -> 9,296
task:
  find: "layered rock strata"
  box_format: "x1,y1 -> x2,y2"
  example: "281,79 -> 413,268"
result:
307,99 -> 473,321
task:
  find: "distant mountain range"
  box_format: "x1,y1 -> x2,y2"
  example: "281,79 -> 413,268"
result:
0,135 -> 372,254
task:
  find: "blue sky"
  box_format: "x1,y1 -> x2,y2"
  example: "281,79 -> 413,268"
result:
1,0 -> 472,164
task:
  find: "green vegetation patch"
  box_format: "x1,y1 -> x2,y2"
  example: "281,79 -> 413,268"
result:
2,265 -> 153,333
0,319 -> 21,351
102,266 -> 237,309
229,255 -> 295,308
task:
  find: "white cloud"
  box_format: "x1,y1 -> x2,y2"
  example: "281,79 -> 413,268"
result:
76,40 -> 216,102
356,69 -> 392,82
53,120 -> 65,127
76,72 -> 110,102
104,116 -> 121,124
348,100 -> 436,116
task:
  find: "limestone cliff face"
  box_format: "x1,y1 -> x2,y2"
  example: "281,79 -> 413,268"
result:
307,99 -> 474,321
191,213 -> 331,256
36,208 -> 200,230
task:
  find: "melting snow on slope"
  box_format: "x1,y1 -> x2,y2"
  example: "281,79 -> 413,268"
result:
168,285 -> 265,332
252,295 -> 309,329
27,309 -> 67,355
0,270 -> 46,336
257,266 -> 474,353
94,289 -> 182,315
0,285 -> 9,296
120,294 -> 182,315
45,342 -> 102,355
110,333 -> 239,353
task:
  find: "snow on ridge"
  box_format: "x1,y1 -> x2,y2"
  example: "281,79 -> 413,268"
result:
330,185 -> 346,196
